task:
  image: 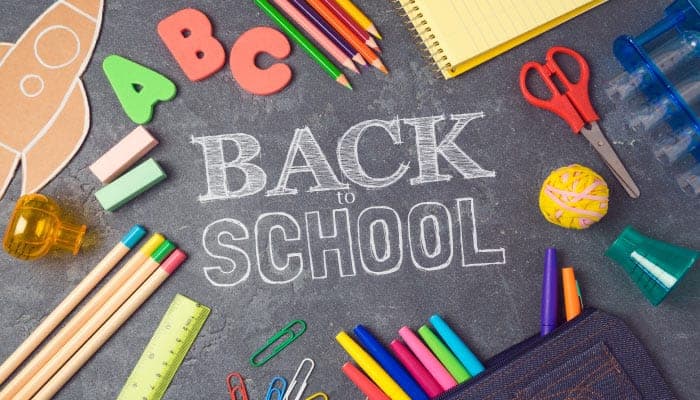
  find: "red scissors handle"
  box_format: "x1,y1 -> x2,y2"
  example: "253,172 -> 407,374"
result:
519,46 -> 599,133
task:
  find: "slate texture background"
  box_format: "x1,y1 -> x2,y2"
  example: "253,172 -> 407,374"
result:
0,0 -> 697,399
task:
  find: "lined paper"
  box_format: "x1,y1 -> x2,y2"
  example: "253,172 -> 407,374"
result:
404,0 -> 606,78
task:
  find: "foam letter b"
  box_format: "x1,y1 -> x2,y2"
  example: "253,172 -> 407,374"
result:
157,8 -> 226,81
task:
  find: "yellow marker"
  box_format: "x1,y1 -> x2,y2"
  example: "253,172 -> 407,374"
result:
335,0 -> 381,39
335,331 -> 409,400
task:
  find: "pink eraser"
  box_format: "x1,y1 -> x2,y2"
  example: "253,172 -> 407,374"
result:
160,249 -> 187,274
89,126 -> 159,183
398,326 -> 457,391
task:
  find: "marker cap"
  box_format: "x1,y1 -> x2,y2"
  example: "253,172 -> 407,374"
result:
160,249 -> 187,274
151,240 -> 176,262
138,233 -> 165,256
121,225 -> 147,248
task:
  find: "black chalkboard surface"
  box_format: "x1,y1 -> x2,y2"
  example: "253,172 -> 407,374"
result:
0,0 -> 698,399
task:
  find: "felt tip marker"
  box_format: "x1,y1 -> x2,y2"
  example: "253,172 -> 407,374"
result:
541,247 -> 559,336
353,325 -> 428,400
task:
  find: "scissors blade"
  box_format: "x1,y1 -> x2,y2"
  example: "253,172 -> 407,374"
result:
581,122 -> 641,198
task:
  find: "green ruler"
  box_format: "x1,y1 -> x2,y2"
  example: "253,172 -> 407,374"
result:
117,294 -> 211,400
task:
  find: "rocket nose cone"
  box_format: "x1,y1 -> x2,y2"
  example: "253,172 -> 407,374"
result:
64,0 -> 104,20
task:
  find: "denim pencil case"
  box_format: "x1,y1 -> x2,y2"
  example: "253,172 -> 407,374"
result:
438,308 -> 675,400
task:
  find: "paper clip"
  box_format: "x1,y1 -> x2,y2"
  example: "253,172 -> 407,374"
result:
250,320 -> 307,367
226,372 -> 250,400
283,358 -> 315,400
265,376 -> 288,400
305,392 -> 328,400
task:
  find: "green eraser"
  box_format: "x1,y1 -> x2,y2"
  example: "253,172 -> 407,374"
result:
95,158 -> 166,212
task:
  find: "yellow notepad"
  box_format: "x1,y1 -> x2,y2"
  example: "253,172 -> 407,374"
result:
397,0 -> 607,79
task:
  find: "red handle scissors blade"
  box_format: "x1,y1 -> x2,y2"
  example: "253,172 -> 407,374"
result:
519,46 -> 599,133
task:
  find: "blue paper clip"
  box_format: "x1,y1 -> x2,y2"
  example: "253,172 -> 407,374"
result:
250,320 -> 307,367
282,358 -> 315,400
265,376 -> 288,400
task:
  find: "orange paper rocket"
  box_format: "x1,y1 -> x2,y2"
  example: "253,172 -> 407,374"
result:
0,0 -> 104,198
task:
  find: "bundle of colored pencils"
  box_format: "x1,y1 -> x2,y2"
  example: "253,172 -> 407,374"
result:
0,226 -> 187,399
254,0 -> 386,89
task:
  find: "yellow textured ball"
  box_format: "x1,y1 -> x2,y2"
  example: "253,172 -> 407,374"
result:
539,164 -> 609,229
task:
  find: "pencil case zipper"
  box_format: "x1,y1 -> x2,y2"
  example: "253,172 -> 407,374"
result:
434,307 -> 597,400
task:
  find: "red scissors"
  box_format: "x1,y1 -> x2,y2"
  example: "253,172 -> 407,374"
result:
520,46 -> 640,198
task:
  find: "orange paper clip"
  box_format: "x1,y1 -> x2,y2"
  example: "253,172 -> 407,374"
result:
227,372 -> 250,400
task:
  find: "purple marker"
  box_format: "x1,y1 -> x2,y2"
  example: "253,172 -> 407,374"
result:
288,0 -> 366,65
541,247 -> 559,336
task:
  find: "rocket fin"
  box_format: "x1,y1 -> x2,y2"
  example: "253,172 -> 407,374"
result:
0,146 -> 20,200
21,80 -> 90,195
0,42 -> 13,63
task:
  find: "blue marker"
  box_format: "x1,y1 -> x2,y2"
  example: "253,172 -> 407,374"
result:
353,325 -> 428,400
429,315 -> 485,376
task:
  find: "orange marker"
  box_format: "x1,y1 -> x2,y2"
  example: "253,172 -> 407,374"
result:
562,267 -> 582,321
306,0 -> 387,74
0,0 -> 104,198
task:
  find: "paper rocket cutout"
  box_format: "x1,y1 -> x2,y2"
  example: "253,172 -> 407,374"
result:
0,0 -> 104,199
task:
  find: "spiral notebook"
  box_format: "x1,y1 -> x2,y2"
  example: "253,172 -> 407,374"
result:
397,0 -> 608,79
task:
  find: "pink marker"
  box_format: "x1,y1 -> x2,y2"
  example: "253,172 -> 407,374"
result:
398,327 -> 457,391
389,339 -> 444,398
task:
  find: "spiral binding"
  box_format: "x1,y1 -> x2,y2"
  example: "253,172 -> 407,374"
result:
393,0 -> 453,76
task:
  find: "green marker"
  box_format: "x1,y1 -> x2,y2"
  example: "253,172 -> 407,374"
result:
253,0 -> 352,90
417,325 -> 471,383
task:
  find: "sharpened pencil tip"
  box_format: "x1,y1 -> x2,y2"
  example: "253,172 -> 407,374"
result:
352,54 -> 367,66
343,60 -> 360,74
367,25 -> 382,40
373,59 -> 389,74
337,75 -> 352,89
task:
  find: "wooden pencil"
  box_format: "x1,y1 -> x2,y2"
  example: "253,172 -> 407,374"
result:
0,225 -> 145,386
0,234 -> 166,400
273,0 -> 359,73
12,241 -> 176,400
335,0 -> 381,39
320,0 -> 379,52
307,0 -> 387,73
32,250 -> 187,400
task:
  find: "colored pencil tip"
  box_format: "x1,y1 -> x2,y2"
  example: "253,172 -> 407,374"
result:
352,54 -> 367,66
367,25 -> 382,40
344,60 -> 360,74
337,75 -> 352,90
367,37 -> 379,49
373,59 -> 389,74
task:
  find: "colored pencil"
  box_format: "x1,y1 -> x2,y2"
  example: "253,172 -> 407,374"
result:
0,234 -> 166,400
389,340 -> 444,399
342,362 -> 391,400
306,0 -> 387,73
562,267 -> 582,321
273,0 -> 359,73
336,331 -> 410,400
0,225 -> 146,386
429,315 -> 485,377
33,250 -> 187,400
398,326 -> 457,391
12,241 -> 176,400
320,0 -> 379,52
417,325 -> 471,383
289,0 -> 366,66
254,0 -> 352,89
335,0 -> 381,39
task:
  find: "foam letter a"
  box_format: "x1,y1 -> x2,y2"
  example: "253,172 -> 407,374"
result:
102,55 -> 177,124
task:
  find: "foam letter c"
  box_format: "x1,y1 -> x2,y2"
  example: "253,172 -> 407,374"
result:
229,27 -> 292,96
